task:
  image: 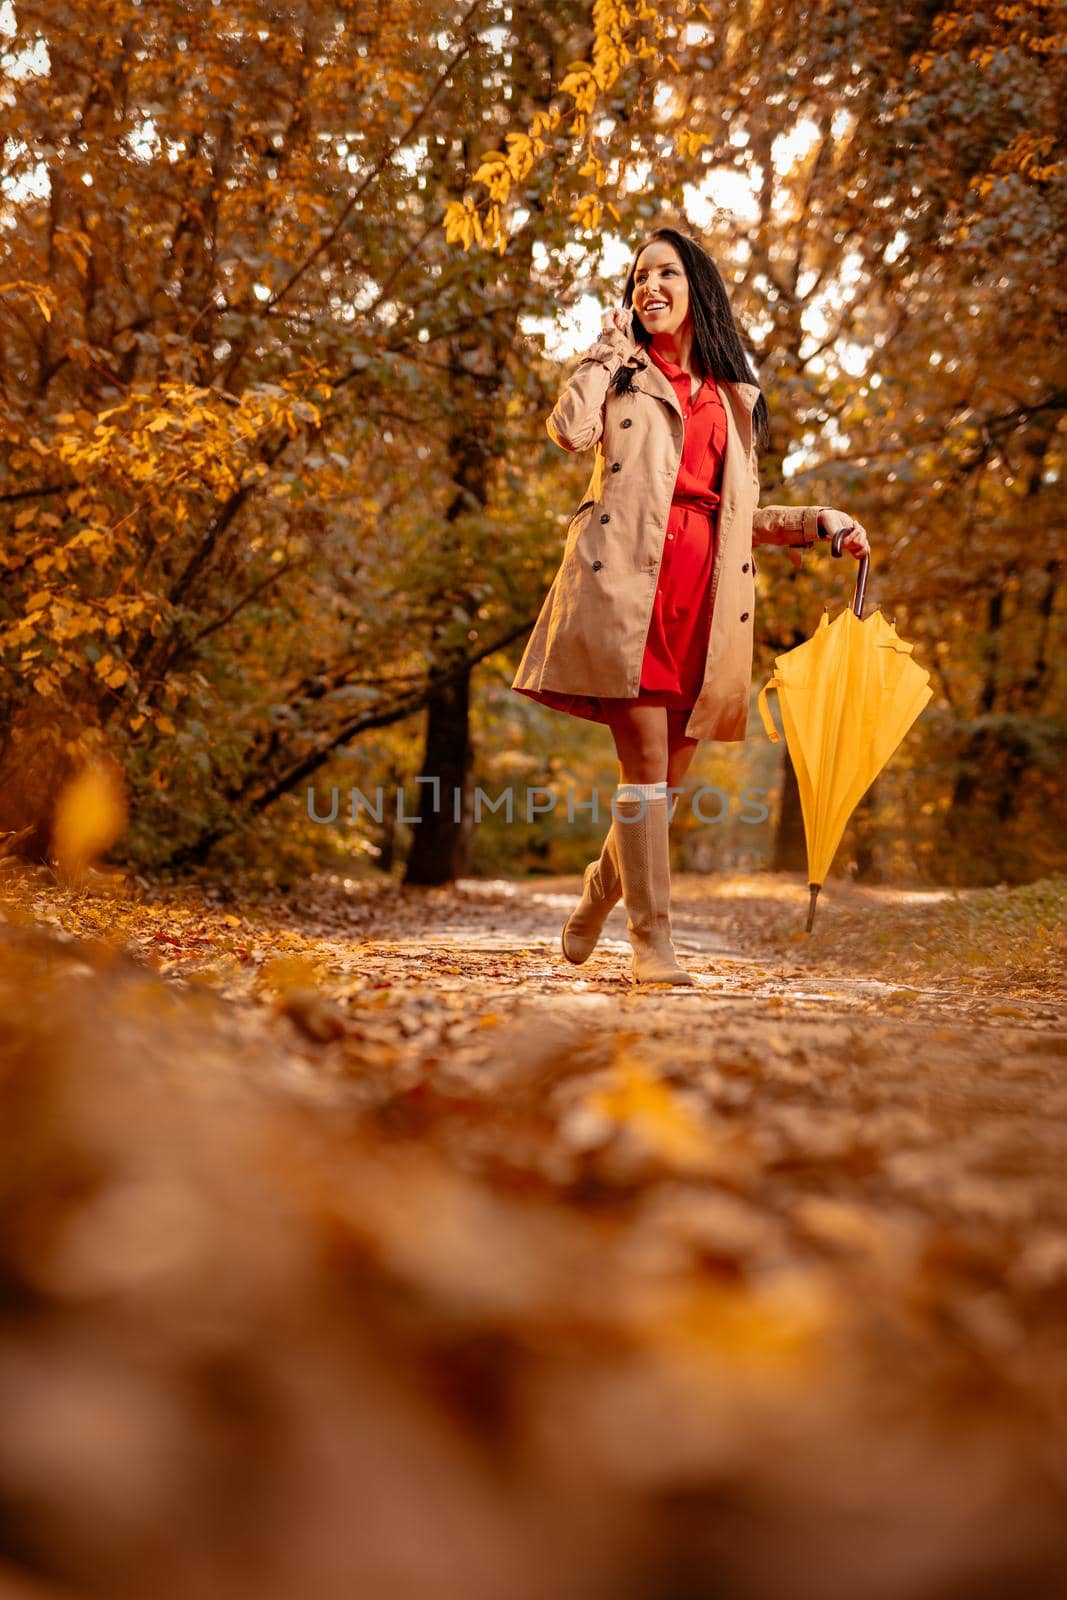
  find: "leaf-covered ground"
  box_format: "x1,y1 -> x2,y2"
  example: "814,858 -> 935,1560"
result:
1,863 -> 1065,1600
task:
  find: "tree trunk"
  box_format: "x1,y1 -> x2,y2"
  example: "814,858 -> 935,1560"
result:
403,668 -> 475,885
771,748 -> 807,873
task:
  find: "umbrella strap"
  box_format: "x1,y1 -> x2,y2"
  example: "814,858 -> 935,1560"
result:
757,676 -> 782,743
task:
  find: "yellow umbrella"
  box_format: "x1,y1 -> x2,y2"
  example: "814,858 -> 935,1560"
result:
756,543 -> 933,932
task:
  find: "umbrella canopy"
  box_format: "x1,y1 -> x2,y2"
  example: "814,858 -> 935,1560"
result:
757,580 -> 933,931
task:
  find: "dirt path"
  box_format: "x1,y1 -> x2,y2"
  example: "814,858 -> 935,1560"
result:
1,864 -> 1065,1600
334,870 -> 1064,1024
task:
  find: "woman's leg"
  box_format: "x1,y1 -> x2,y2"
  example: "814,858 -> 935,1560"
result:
561,702 -> 667,963
561,705 -> 701,965
599,701 -> 670,783
665,708 -> 701,812
595,701 -> 692,983
598,702 -> 701,788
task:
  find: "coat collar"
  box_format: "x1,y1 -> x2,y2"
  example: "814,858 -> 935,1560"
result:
622,346 -> 760,417
646,343 -> 720,414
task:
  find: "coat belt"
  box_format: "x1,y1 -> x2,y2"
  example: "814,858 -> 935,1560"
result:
670,491 -> 721,517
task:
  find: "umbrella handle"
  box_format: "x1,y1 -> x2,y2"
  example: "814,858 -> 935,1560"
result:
829,526 -> 870,618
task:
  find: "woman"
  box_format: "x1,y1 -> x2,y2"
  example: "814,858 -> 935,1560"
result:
512,226 -> 870,986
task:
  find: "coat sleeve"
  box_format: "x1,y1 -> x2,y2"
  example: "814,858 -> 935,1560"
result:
546,326 -> 637,453
750,451 -> 834,549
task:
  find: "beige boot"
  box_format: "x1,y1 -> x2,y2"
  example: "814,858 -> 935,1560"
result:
613,795 -> 695,985
561,821 -> 622,964
561,795 -> 679,965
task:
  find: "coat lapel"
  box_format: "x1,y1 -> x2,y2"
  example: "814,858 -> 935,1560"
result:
625,350 -> 682,421
720,380 -> 759,454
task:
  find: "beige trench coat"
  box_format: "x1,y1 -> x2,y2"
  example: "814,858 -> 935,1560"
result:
511,324 -> 833,742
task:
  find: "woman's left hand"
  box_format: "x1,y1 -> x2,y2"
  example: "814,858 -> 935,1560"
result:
818,509 -> 870,560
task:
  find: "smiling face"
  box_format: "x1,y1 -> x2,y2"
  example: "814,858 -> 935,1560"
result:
632,240 -> 691,340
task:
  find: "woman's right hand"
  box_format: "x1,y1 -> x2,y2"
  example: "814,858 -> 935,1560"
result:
600,305 -> 635,344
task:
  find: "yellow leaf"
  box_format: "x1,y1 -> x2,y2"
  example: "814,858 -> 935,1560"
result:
587,1057 -> 749,1178
260,954 -> 322,995
52,760 -> 128,873
155,714 -> 176,734
472,154 -> 507,184
129,714 -> 146,732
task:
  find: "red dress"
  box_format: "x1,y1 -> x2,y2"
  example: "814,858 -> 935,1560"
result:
635,343 -> 728,708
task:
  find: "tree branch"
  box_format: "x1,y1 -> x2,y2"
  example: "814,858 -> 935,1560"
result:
155,619 -> 535,869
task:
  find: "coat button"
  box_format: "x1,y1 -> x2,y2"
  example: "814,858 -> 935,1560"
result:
740,612 -> 750,622
621,418 -> 632,428
742,562 -> 749,573
611,462 -> 621,472
592,560 -> 603,571
600,513 -> 610,523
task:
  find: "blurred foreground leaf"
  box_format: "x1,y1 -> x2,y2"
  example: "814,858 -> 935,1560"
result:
52,760 -> 127,877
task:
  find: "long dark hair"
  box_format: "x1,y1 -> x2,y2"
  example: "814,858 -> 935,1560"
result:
610,225 -> 771,452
